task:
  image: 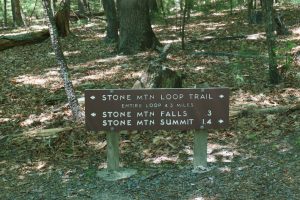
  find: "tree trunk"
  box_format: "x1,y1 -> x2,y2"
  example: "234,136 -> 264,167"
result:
186,0 -> 193,19
181,0 -> 188,50
102,0 -> 118,42
55,0 -> 70,37
248,0 -> 254,23
133,44 -> 184,89
11,0 -> 24,27
78,0 -> 87,14
230,0 -> 233,15
118,0 -> 160,54
3,0 -> 7,27
50,0 -> 56,16
263,0 -> 281,84
42,0 -> 83,121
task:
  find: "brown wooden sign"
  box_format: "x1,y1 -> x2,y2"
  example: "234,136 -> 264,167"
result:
85,88 -> 229,131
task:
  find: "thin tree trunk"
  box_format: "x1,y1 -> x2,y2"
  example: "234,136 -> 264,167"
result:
186,0 -> 193,19
20,5 -> 27,27
11,0 -> 24,27
102,0 -> 118,42
247,0 -> 253,23
55,0 -> 70,37
263,0 -> 281,84
78,0 -> 86,14
42,0 -> 83,121
3,0 -> 7,27
181,0 -> 187,50
50,0 -> 56,16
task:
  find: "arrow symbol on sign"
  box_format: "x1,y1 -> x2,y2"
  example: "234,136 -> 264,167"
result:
91,113 -> 97,117
218,119 -> 224,124
219,94 -> 224,99
90,96 -> 96,100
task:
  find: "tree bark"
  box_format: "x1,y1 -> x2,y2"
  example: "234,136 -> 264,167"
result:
263,0 -> 281,84
42,0 -> 83,121
55,0 -> 70,37
118,0 -> 160,54
181,0 -> 188,50
248,0 -> 254,23
102,0 -> 118,42
0,30 -> 50,51
11,0 -> 24,27
3,0 -> 7,27
50,0 -> 56,16
78,0 -> 89,14
133,44 -> 183,89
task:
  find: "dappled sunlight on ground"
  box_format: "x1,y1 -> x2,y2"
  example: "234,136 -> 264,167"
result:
208,143 -> 239,163
20,113 -> 56,127
123,71 -> 143,79
13,69 -> 61,90
144,155 -> 179,164
72,55 -> 129,69
231,88 -> 300,111
161,38 -> 181,44
192,22 -> 227,31
0,117 -> 11,123
94,55 -> 128,63
74,65 -> 122,84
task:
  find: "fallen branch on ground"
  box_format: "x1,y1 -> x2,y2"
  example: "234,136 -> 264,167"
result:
190,35 -> 247,43
0,29 -> 50,51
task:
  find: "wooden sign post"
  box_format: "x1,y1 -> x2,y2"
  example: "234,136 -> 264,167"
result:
107,131 -> 120,170
85,88 -> 229,179
194,130 -> 208,168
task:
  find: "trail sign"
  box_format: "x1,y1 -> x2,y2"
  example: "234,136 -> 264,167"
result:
85,88 -> 229,131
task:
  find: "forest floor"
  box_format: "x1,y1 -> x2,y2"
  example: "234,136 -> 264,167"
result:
0,5 -> 300,200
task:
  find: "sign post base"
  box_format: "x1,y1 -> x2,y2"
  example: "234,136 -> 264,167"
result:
193,130 -> 208,169
98,131 -> 137,181
97,168 -> 137,181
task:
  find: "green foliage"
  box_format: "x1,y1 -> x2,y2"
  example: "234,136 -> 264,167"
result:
296,136 -> 300,148
230,63 -> 245,86
76,18 -> 88,26
290,0 -> 300,4
44,90 -> 67,105
77,81 -> 101,91
0,94 -> 7,104
276,41 -> 297,74
246,133 -> 258,140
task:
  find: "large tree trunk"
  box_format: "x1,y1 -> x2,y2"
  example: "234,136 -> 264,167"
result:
11,0 -> 24,27
102,0 -> 118,42
263,0 -> 281,84
55,0 -> 70,37
42,0 -> 83,121
118,0 -> 160,54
